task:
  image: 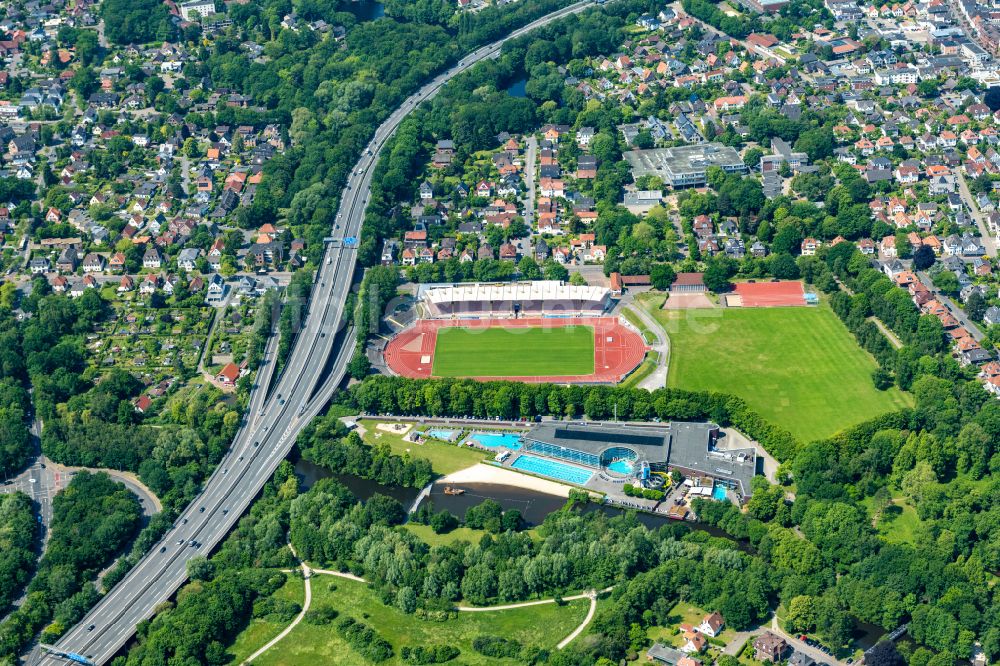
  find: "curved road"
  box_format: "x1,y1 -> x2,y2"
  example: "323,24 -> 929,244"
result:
39,2 -> 607,664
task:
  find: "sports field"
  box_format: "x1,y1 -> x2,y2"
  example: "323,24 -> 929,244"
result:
654,304 -> 911,442
431,326 -> 595,377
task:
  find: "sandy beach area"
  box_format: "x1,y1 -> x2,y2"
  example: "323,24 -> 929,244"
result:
439,463 -> 578,498
376,422 -> 411,435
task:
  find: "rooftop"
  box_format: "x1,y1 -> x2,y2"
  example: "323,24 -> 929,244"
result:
623,143 -> 746,182
422,280 -> 609,305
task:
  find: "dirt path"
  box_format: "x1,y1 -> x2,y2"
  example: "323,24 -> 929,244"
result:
869,317 -> 903,349
244,546 -> 311,664
556,589 -> 603,649
248,557 -> 611,662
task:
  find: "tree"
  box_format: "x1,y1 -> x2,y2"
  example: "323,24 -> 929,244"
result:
768,253 -> 800,279
186,556 -> 214,581
866,641 -> 906,666
650,263 -> 676,291
743,147 -> 765,170
966,291 -> 986,322
703,262 -> 731,293
785,595 -> 816,633
931,270 -> 959,296
794,127 -> 835,161
913,244 -> 935,270
917,79 -> 940,98
101,0 -> 173,44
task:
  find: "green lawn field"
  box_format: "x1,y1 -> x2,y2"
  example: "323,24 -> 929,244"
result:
432,326 -> 595,377
357,419 -> 488,475
239,576 -> 589,666
653,304 -> 911,443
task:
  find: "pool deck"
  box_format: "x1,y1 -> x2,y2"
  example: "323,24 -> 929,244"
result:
439,463 -> 578,498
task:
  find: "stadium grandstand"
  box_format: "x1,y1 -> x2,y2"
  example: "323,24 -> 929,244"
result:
421,280 -> 612,318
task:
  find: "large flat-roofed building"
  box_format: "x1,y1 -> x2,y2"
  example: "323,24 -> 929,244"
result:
521,421 -> 757,498
179,0 -> 216,20
421,280 -> 611,318
737,0 -> 788,12
623,143 -> 748,189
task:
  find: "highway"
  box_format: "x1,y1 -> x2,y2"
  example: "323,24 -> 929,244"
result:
38,2 -> 605,664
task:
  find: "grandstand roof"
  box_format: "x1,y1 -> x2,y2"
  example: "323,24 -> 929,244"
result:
423,281 -> 609,305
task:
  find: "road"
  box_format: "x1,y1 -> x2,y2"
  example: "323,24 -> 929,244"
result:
39,3 -> 609,664
916,270 -> 985,341
621,301 -> 669,390
769,616 -> 848,666
956,172 -> 998,258
522,135 -> 538,226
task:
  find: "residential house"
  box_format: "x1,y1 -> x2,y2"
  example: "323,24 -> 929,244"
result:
698,613 -> 725,638
178,247 -> 201,271
82,253 -> 104,273
216,362 -> 241,388
143,247 -> 162,269
753,632 -> 790,663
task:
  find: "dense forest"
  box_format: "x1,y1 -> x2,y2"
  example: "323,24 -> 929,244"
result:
0,493 -> 38,615
0,473 -> 143,660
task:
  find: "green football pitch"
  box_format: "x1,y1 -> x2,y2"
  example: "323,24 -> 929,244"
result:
655,304 -> 912,442
431,325 -> 595,377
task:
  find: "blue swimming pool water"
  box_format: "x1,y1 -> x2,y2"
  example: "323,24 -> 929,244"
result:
426,429 -> 456,440
712,485 -> 728,501
606,460 -> 633,474
468,433 -> 523,450
511,454 -> 593,485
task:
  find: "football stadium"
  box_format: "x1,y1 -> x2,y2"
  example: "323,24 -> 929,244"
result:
384,281 -> 647,383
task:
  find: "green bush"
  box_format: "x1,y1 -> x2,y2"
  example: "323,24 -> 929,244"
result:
303,604 -> 339,625
401,644 -> 460,664
336,616 -> 394,662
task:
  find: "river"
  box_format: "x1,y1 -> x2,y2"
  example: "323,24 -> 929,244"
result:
295,459 -> 744,541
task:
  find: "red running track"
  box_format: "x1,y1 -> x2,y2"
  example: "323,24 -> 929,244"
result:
733,280 -> 807,307
383,317 -> 647,384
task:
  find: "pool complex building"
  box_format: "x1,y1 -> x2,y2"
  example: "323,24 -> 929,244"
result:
513,421 -> 757,500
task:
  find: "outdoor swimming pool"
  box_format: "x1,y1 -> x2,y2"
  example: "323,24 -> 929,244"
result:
606,460 -> 633,475
425,429 -> 457,440
467,432 -> 523,450
712,485 -> 728,501
511,454 -> 593,485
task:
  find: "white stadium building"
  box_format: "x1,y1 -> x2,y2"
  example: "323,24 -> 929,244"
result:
421,281 -> 612,318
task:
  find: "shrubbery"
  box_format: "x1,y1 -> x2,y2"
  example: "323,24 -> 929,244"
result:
336,617 -> 394,662
400,645 -> 460,664
622,483 -> 664,501
303,604 -> 339,625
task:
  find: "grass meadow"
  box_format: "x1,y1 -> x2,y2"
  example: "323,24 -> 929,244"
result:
652,303 -> 911,442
